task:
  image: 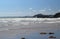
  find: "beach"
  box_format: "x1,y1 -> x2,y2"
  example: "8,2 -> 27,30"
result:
0,18 -> 60,39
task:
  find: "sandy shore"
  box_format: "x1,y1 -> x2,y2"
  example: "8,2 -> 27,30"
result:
0,18 -> 60,39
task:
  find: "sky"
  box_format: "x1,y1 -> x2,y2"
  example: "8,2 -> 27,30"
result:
0,0 -> 60,17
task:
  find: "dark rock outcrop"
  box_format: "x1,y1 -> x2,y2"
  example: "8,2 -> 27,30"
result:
54,12 -> 60,18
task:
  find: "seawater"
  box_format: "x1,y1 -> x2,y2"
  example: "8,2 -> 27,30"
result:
0,18 -> 60,39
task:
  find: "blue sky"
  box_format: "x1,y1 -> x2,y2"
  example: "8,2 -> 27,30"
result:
0,0 -> 60,16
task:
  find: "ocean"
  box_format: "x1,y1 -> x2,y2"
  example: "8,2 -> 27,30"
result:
0,18 -> 60,39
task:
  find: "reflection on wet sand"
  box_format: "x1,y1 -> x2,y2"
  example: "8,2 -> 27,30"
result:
21,37 -> 25,39
49,36 -> 56,38
49,32 -> 54,34
40,32 -> 47,35
40,32 -> 56,39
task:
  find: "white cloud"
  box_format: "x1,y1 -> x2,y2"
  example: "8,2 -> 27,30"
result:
39,9 -> 46,13
28,8 -> 53,15
29,8 -> 33,10
48,9 -> 51,11
32,10 -> 37,12
39,10 -> 46,11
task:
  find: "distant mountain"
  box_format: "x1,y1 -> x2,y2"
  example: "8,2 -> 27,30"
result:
33,14 -> 53,18
33,12 -> 60,18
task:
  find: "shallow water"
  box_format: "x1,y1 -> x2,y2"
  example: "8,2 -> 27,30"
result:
0,18 -> 60,39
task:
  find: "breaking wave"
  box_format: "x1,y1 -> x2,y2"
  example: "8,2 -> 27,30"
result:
0,18 -> 60,31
